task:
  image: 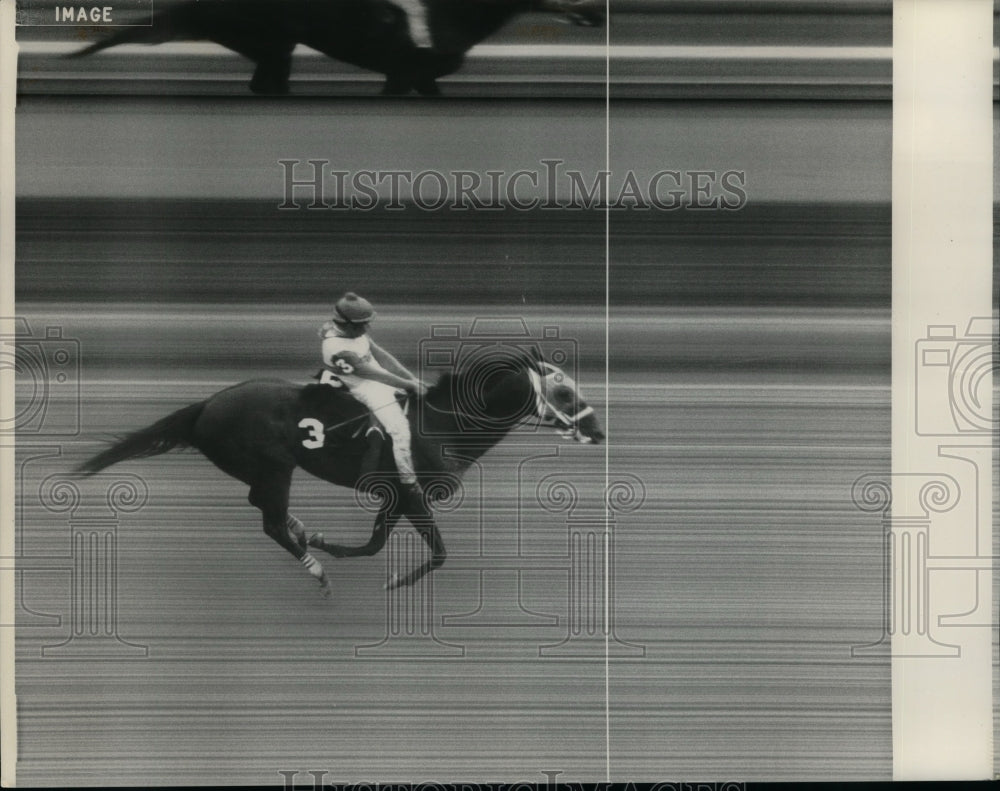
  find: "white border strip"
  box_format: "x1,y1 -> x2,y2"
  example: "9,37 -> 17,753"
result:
892,0 -> 993,778
0,2 -> 17,786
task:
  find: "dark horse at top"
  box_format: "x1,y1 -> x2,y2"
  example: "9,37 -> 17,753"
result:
77,348 -> 603,596
71,0 -> 605,96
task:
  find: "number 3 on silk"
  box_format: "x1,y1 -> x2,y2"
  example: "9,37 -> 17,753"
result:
298,417 -> 325,449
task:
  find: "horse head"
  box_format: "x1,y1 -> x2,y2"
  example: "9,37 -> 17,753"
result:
537,0 -> 606,27
422,343 -> 604,444
526,355 -> 604,444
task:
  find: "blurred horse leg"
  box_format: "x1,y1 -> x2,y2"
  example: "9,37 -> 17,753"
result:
248,470 -> 331,597
307,503 -> 399,558
385,504 -> 446,590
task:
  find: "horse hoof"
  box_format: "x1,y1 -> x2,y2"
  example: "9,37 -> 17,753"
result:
307,532 -> 324,548
320,582 -> 332,599
384,572 -> 402,591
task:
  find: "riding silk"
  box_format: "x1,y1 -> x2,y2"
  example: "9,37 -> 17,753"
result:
320,327 -> 418,484
320,328 -> 378,389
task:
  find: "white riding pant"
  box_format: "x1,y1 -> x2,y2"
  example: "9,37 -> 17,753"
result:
391,0 -> 432,48
349,379 -> 416,484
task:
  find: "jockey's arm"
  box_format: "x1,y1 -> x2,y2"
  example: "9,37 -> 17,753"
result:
368,341 -> 422,385
329,351 -> 420,393
360,365 -> 419,392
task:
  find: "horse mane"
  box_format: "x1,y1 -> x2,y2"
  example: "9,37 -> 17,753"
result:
423,347 -> 540,404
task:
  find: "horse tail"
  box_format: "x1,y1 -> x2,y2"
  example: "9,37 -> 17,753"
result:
67,2 -> 189,57
76,402 -> 205,475
67,25 -> 166,57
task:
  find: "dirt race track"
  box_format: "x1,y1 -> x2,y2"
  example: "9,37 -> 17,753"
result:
14,302 -> 890,784
12,81 -> 892,782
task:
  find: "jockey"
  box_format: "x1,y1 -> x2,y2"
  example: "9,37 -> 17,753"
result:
392,0 -> 433,48
318,292 -> 427,494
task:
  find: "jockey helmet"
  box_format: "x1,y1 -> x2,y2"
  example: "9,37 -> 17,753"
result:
333,292 -> 377,324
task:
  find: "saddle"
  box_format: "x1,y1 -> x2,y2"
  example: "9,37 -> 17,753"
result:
303,370 -> 417,481
306,369 -> 410,440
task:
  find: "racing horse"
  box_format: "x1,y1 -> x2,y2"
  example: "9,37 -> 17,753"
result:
71,0 -> 605,96
77,348 -> 602,596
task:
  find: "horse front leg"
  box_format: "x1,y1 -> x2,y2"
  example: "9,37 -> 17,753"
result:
307,505 -> 399,558
385,511 -> 446,590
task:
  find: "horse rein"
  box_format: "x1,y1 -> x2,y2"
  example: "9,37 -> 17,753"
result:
527,364 -> 595,436
316,364 -> 592,439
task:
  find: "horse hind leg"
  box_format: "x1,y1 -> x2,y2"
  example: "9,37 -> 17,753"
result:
249,477 -> 331,598
285,513 -> 308,551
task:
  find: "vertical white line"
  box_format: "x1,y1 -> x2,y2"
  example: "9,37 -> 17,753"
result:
0,0 -> 17,785
603,0 -> 611,783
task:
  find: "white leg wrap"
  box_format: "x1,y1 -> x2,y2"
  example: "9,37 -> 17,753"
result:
300,552 -> 324,580
393,0 -> 432,48
286,513 -> 304,535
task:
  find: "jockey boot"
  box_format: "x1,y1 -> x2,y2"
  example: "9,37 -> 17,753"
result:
400,479 -> 424,505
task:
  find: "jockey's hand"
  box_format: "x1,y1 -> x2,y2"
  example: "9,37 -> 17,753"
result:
408,380 -> 429,398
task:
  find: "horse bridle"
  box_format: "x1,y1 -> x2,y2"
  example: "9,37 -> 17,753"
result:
527,362 -> 595,439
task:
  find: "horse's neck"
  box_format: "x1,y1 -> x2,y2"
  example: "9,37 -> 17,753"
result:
419,368 -> 535,472
436,0 -> 536,46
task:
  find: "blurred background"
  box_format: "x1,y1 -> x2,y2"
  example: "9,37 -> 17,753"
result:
12,0 -> 912,784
